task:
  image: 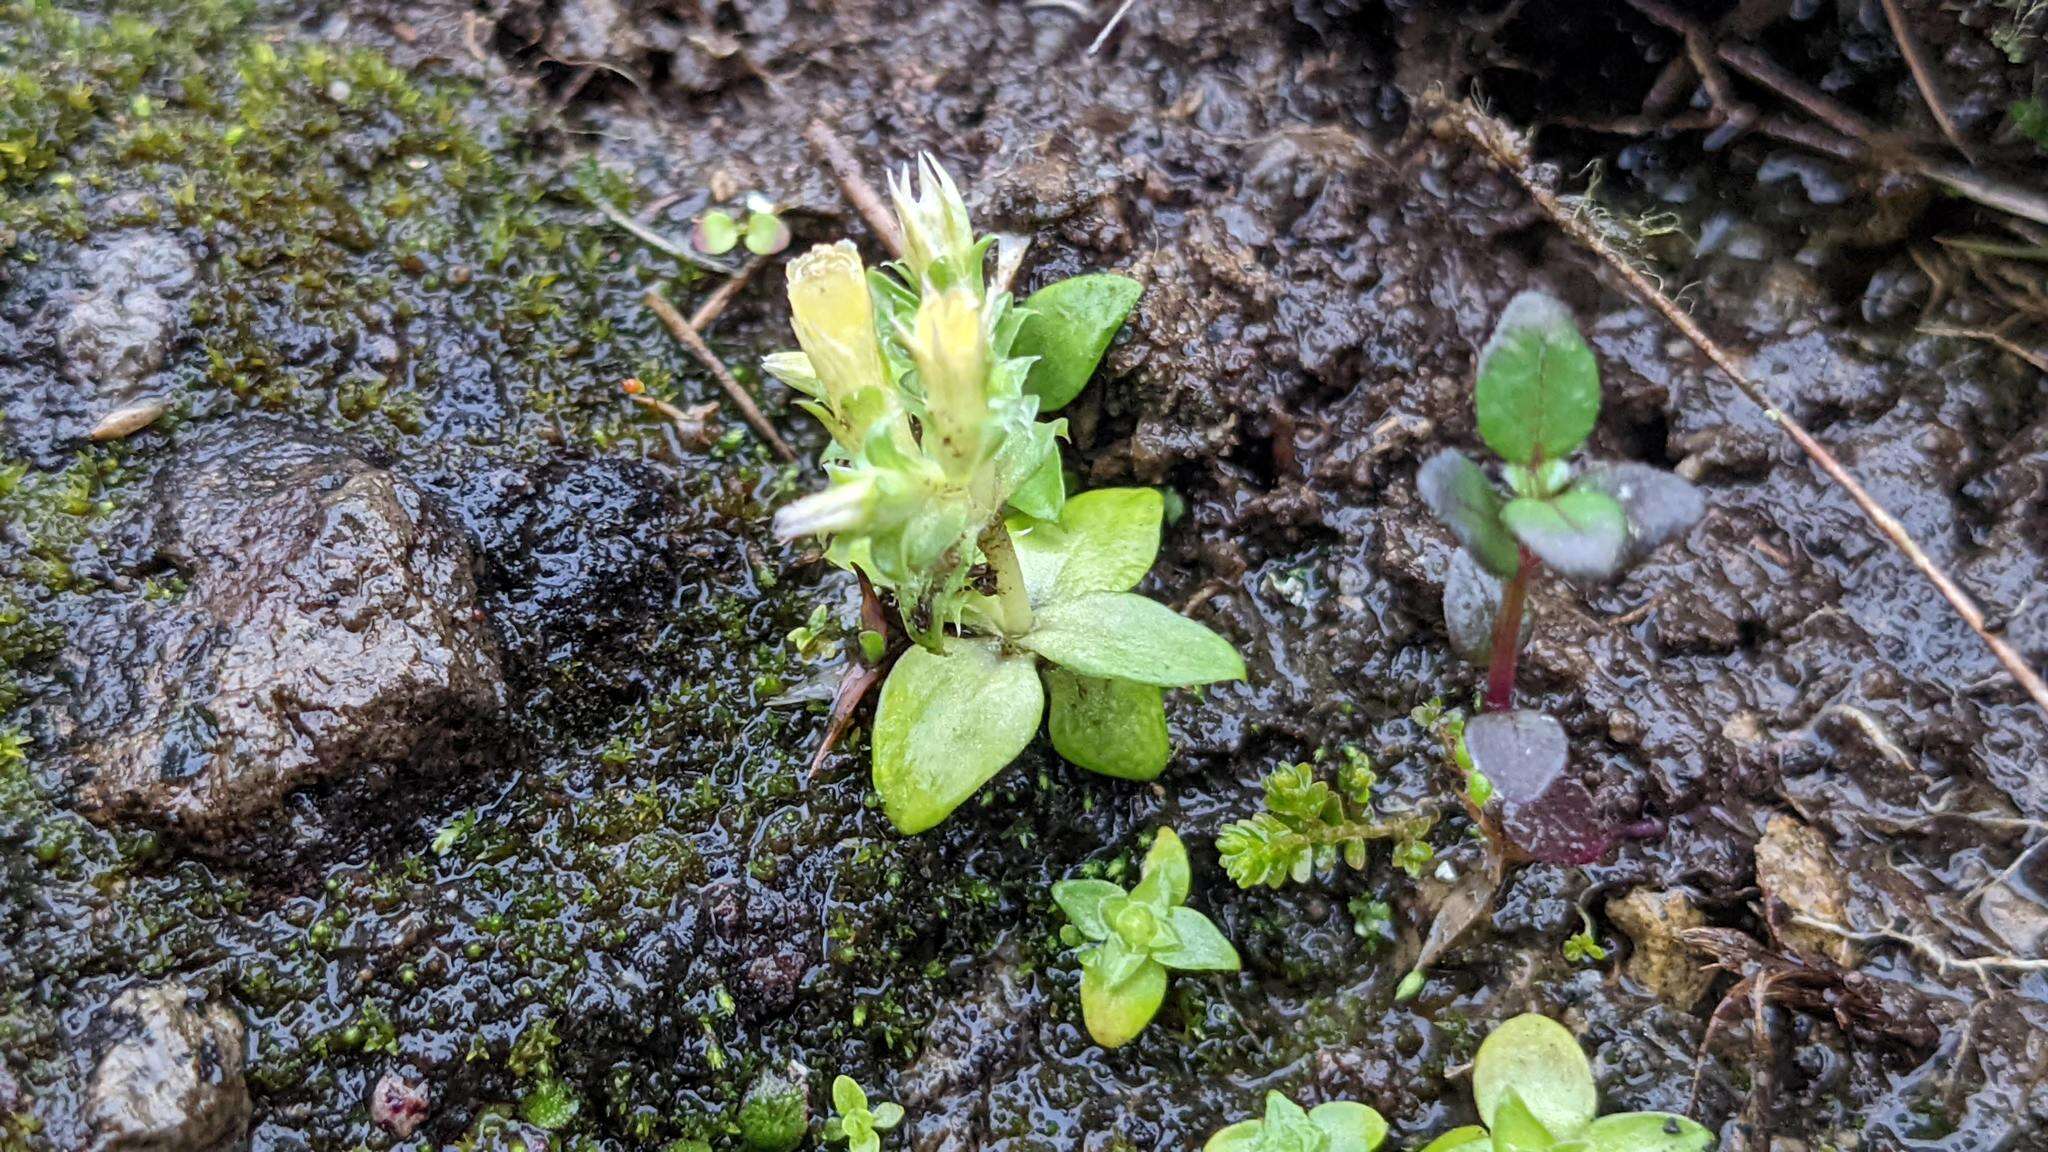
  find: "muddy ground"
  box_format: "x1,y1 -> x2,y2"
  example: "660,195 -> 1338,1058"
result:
3,0 -> 2047,1149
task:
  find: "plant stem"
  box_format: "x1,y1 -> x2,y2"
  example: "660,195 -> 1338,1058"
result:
979,521 -> 1034,636
1483,547 -> 1535,712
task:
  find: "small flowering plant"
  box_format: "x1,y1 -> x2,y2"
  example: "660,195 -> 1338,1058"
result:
770,158 -> 1244,833
1051,828 -> 1240,1048
823,1076 -> 902,1152
1204,1092 -> 1387,1152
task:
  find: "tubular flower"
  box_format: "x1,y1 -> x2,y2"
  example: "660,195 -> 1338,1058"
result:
772,472 -> 878,540
905,286 -> 989,478
787,241 -> 893,445
889,155 -> 978,294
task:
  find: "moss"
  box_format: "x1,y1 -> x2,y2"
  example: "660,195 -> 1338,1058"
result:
736,1066 -> 809,1152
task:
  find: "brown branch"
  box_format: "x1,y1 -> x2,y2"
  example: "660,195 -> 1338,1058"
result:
688,253 -> 769,335
1434,95 -> 2048,723
803,119 -> 905,259
1876,0 -> 1977,165
644,289 -> 797,462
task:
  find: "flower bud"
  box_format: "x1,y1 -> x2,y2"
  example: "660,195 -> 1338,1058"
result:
772,473 -> 876,540
787,241 -> 889,418
889,156 -> 976,293
905,287 -> 988,478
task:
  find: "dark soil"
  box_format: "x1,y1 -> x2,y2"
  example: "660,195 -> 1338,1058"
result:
4,0 -> 2047,1150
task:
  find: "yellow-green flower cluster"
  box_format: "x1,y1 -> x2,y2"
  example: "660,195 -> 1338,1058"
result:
769,157 -> 1064,646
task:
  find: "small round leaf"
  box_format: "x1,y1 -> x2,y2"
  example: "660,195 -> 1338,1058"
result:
1473,1015 -> 1597,1140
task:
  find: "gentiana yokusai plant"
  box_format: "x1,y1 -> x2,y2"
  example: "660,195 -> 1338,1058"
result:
824,1076 -> 902,1152
1204,1091 -> 1387,1152
1052,827 -> 1240,1047
1417,290 -> 1703,865
770,157 -> 1244,833
1416,1015 -> 1712,1152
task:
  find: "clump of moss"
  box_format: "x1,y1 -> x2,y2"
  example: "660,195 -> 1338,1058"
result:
738,1064 -> 810,1152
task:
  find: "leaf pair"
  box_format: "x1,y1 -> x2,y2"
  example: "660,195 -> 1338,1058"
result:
1460,710 -> 1622,866
1052,828 -> 1240,1048
1205,1092 -> 1387,1152
824,1075 -> 902,1152
1419,1015 -> 1711,1152
873,489 -> 1244,833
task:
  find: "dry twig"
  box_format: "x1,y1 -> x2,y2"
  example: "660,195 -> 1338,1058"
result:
1788,913 -> 2048,977
1876,0 -> 1977,165
1435,95 -> 2048,722
803,119 -> 906,259
645,288 -> 797,461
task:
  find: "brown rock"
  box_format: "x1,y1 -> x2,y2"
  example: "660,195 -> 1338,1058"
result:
1606,888 -> 1714,1010
87,984 -> 249,1152
1755,814 -> 1856,966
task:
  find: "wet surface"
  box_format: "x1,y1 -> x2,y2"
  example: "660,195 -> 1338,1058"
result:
3,0 -> 2048,1150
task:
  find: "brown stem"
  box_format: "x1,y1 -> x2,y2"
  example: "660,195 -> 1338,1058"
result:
803,119 -> 906,259
1483,548 -> 1534,713
644,288 -> 798,462
978,521 -> 1034,636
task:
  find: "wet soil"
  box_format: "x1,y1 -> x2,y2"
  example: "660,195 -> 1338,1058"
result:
4,0 -> 2047,1150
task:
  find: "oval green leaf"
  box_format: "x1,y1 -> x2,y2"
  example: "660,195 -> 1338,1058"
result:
1417,1127 -> 1491,1152
1476,291 -> 1600,467
1009,487 -> 1164,606
1051,878 -> 1125,940
1489,1090 -> 1559,1151
1079,954 -> 1167,1048
1046,668 -> 1171,781
872,640 -> 1045,834
1310,1102 -> 1390,1152
1202,1120 -> 1264,1152
1020,592 -> 1244,687
1131,825 -> 1190,907
1153,906 -> 1240,972
1499,489 -> 1627,583
1474,1015 -> 1597,1140
1015,273 -> 1143,410
1581,1113 -> 1713,1152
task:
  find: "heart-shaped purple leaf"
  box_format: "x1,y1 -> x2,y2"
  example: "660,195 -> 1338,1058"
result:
1464,710 -> 1615,865
1577,463 -> 1705,563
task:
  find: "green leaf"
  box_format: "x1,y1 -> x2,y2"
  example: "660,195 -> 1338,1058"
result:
1051,879 -> 1125,940
744,211 -> 791,255
871,640 -> 1045,833
1474,1016 -> 1597,1140
1202,1120 -> 1264,1152
1131,826 -> 1190,907
1418,450 -> 1521,577
520,1077 -> 580,1130
1500,489 -> 1627,582
1008,449 -> 1066,522
1417,1127 -> 1491,1152
1021,592 -> 1244,687
1490,1090 -> 1560,1151
869,1103 -> 904,1131
1152,906 -> 1240,971
850,1134 -> 879,1152
1014,273 -> 1143,410
1475,291 -> 1600,467
1079,954 -> 1167,1047
1581,1114 -> 1712,1152
694,210 -> 739,255
1009,487 -> 1164,606
831,1075 -> 865,1117
1310,1102 -> 1390,1152
1046,668 -> 1171,781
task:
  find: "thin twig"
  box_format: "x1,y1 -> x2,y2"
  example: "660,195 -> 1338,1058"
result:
803,120 -> 905,259
590,192 -> 733,274
644,289 -> 797,461
1435,95 -> 2048,722
1788,913 -> 2048,976
1876,0 -> 1978,165
688,253 -> 769,335
1087,0 -> 1138,54
1919,324 -> 2048,374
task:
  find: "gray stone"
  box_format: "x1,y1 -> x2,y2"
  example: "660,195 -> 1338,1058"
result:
86,984 -> 249,1152
64,419 -> 505,845
58,233 -> 196,390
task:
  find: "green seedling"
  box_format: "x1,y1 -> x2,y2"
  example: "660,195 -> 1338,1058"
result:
824,1076 -> 903,1152
1564,910 -> 1607,964
1216,756 -> 1434,889
1204,1091 -> 1387,1152
1052,827 -> 1240,1048
770,157 -> 1242,833
1417,291 -> 1701,865
1417,1015 -> 1712,1152
695,194 -> 793,257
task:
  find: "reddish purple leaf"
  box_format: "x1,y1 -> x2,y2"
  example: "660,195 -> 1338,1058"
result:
1463,710 -> 1615,865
